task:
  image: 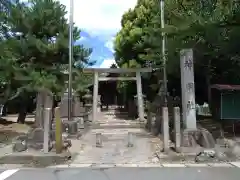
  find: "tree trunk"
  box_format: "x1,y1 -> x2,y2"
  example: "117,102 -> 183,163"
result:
35,92 -> 45,128
17,104 -> 27,124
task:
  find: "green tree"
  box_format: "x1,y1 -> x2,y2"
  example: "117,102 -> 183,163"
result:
1,0 -> 92,123
114,0 -> 240,103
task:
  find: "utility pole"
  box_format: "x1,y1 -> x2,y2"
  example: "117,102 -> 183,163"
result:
160,0 -> 168,106
68,0 -> 74,121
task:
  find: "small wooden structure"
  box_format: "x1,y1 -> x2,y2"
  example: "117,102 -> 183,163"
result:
211,84 -> 240,120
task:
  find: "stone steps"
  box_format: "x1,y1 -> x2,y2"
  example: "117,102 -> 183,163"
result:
90,128 -> 145,134
94,119 -> 134,123
90,110 -> 142,129
91,122 -> 145,129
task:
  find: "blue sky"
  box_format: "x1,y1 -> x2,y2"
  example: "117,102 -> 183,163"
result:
58,0 -> 137,68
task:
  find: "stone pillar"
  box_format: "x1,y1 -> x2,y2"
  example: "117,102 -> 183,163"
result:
162,107 -> 169,152
173,107 -> 181,152
92,71 -> 99,122
96,133 -> 102,147
180,49 -> 197,130
127,132 -> 134,147
54,107 -> 62,154
44,92 -> 53,130
97,95 -> 101,112
136,71 -> 144,121
43,108 -> 51,153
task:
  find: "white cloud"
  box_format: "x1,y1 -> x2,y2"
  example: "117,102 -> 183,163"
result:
57,0 -> 137,68
78,36 -> 86,42
104,37 -> 115,53
99,59 -> 118,68
58,0 -> 137,35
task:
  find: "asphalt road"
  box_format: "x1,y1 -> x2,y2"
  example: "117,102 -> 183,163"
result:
1,167 -> 240,180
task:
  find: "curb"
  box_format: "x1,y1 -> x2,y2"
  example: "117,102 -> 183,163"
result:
0,151 -> 71,167
47,162 -> 240,168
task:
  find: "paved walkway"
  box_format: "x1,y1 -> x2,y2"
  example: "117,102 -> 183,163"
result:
69,109 -> 161,165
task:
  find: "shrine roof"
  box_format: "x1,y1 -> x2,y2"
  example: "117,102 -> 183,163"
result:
211,84 -> 240,91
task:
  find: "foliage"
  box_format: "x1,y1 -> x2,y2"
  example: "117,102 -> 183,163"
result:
114,0 -> 240,103
0,0 -> 92,102
0,0 -> 92,122
72,70 -> 93,95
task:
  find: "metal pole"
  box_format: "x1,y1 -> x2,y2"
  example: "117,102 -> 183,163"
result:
160,0 -> 168,106
68,0 -> 74,121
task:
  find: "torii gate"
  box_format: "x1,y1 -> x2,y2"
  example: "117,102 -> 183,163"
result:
83,68 -> 152,122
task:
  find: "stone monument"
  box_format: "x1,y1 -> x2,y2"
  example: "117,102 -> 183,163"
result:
58,88 -> 82,135
180,49 -> 197,130
59,88 -> 72,119
180,49 -> 215,149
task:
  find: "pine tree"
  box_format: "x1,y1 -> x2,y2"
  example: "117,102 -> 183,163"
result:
1,0 -> 92,123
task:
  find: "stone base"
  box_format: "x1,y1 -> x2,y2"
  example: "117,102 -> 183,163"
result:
12,128 -> 72,153
0,150 -> 71,167
181,128 -> 215,148
181,129 -> 200,147
63,120 -> 78,135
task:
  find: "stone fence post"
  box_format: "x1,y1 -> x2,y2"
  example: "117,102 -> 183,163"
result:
162,107 -> 169,152
173,107 -> 181,152
54,107 -> 62,154
43,108 -> 51,153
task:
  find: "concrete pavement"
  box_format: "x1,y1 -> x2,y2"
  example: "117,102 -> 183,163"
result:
69,110 -> 161,165
69,128 -> 161,165
1,167 -> 240,180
